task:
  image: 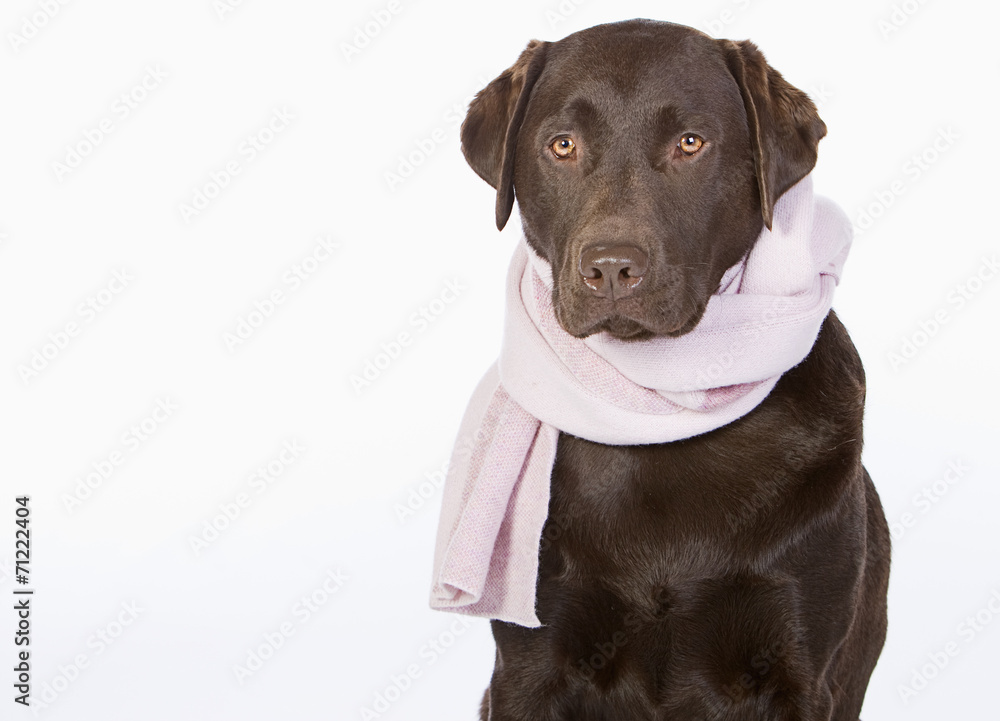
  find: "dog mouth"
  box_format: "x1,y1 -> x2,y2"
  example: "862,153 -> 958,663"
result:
556,297 -> 708,341
586,315 -> 657,341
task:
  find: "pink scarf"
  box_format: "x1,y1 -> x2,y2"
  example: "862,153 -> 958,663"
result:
430,176 -> 852,627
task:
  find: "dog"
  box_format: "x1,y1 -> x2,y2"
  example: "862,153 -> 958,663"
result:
458,18 -> 890,721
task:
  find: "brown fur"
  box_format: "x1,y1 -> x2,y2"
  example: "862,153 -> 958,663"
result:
460,19 -> 889,720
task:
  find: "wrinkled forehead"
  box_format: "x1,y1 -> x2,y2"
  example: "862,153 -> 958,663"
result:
528,23 -> 743,130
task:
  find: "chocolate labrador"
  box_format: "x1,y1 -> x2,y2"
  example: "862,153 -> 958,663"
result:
460,19 -> 889,721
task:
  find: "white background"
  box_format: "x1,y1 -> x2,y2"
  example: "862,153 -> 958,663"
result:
1,0 -> 997,719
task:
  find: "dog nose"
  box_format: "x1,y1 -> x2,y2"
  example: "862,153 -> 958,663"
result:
579,245 -> 649,299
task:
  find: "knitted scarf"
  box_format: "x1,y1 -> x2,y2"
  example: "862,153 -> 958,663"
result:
430,176 -> 852,627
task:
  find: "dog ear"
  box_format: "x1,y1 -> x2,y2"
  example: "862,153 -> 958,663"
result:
461,40 -> 549,230
719,40 -> 827,230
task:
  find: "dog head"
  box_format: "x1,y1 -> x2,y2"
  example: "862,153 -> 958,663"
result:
461,19 -> 826,340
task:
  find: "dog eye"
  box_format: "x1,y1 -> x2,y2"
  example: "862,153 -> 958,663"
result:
551,136 -> 576,159
678,134 -> 704,155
